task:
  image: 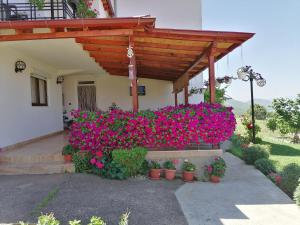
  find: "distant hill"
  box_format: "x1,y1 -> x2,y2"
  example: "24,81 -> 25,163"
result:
225,98 -> 272,115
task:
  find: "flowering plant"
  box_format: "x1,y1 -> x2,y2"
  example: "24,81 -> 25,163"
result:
267,172 -> 282,185
205,156 -> 226,178
69,103 -> 236,167
182,161 -> 196,172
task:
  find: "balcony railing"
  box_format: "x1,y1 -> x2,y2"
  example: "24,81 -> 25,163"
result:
0,0 -> 76,21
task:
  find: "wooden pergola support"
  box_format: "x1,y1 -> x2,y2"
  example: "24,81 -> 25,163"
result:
129,36 -> 139,112
184,85 -> 189,105
208,46 -> 216,104
174,93 -> 178,106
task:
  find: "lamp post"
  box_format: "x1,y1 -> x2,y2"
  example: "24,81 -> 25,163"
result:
237,66 -> 266,143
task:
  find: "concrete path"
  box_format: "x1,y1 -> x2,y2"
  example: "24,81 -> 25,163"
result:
0,174 -> 187,225
176,153 -> 300,225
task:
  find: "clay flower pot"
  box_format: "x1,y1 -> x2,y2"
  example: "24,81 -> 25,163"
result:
210,175 -> 220,183
149,169 -> 162,180
182,171 -> 194,182
64,154 -> 72,162
165,169 -> 176,181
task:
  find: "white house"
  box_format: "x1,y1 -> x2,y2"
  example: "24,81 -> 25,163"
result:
0,0 -> 253,150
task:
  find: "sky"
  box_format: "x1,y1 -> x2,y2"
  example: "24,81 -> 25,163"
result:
202,0 -> 300,102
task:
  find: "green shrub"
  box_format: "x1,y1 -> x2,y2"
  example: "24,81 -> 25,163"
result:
112,147 -> 148,177
138,160 -> 149,175
243,144 -> 270,165
254,158 -> 276,175
100,161 -> 128,180
280,163 -> 300,197
294,179 -> 300,206
73,152 -> 92,173
37,213 -> 59,225
163,161 -> 176,170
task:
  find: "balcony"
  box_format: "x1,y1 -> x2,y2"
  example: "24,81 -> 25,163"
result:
0,0 -> 76,21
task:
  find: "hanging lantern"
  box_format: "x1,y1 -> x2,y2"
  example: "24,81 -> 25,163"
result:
15,60 -> 26,73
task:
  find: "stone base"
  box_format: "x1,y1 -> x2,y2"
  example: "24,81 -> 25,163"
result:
146,149 -> 223,178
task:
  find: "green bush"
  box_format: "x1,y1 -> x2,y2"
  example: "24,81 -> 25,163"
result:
112,147 -> 148,177
100,161 -> 128,180
73,152 -> 92,173
62,144 -> 79,156
294,179 -> 300,206
243,144 -> 270,165
138,160 -> 149,175
280,163 -> 300,198
254,158 -> 276,175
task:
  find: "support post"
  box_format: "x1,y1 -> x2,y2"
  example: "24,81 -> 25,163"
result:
250,77 -> 256,144
129,36 -> 138,112
184,85 -> 189,105
208,52 -> 216,104
174,92 -> 178,106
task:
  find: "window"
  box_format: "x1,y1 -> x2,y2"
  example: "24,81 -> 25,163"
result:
129,85 -> 146,96
31,76 -> 48,106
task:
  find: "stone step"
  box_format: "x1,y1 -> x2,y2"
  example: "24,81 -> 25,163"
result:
0,162 -> 74,175
0,152 -> 64,164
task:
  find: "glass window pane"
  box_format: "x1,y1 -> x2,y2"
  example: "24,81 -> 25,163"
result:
31,77 -> 37,104
39,79 -> 46,104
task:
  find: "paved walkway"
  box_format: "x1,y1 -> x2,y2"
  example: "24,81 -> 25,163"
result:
176,153 -> 300,225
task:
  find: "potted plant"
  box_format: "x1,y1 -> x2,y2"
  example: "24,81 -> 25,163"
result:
182,160 -> 196,182
149,161 -> 162,180
205,157 -> 226,183
163,161 -> 176,181
62,145 -> 75,162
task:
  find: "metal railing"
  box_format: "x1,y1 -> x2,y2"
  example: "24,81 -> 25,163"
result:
0,0 -> 76,21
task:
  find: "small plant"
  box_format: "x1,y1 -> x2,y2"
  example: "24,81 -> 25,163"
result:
37,213 -> 59,225
112,147 -> 148,177
69,220 -> 81,225
62,145 -> 78,156
149,161 -> 161,169
205,157 -> 226,178
254,158 -> 276,175
267,172 -> 282,185
182,161 -> 196,172
100,161 -> 128,180
88,216 -> 106,225
73,152 -> 93,173
163,161 -> 176,170
294,179 -> 300,206
138,160 -> 149,175
279,163 -> 300,197
76,0 -> 98,18
243,144 -> 270,165
119,211 -> 130,225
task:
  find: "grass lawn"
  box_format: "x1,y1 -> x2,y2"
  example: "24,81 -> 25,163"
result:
231,118 -> 300,172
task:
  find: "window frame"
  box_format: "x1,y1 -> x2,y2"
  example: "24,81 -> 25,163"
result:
31,76 -> 48,107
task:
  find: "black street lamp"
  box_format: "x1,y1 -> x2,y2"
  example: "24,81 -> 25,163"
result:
237,66 -> 266,143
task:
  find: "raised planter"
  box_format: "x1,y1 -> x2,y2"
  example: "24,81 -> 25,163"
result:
146,149 -> 223,177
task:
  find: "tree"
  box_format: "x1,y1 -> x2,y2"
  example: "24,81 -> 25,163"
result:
267,117 -> 277,132
247,104 -> 268,120
204,86 -> 228,104
271,94 -> 300,143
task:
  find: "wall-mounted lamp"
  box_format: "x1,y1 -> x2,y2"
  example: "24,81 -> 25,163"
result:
15,60 -> 26,73
56,76 -> 64,84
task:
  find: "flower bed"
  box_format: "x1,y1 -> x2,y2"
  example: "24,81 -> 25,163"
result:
69,103 -> 236,156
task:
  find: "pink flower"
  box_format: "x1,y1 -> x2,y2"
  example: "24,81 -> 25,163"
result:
90,158 -> 96,165
96,151 -> 103,157
96,161 -> 104,169
207,165 -> 213,173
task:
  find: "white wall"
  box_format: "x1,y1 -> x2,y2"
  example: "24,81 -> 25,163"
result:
116,0 -> 204,104
0,46 -> 63,148
63,74 -> 174,115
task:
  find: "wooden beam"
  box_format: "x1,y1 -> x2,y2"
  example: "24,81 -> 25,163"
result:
208,45 -> 217,104
173,42 -> 215,93
184,85 -> 189,105
0,29 -> 133,42
175,93 -> 178,106
129,36 -> 139,112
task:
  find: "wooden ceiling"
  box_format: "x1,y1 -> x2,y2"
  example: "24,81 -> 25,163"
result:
76,28 -> 254,81
0,17 -> 254,83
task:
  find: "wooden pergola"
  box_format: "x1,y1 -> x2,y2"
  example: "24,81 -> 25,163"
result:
0,17 -> 254,112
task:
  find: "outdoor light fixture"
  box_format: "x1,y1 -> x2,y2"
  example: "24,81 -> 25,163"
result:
56,76 -> 64,84
15,60 -> 26,73
236,65 -> 266,143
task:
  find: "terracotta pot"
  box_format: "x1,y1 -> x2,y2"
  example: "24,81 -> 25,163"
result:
149,169 -> 162,180
182,171 -> 194,182
64,154 -> 72,162
210,175 -> 220,183
165,169 -> 176,181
